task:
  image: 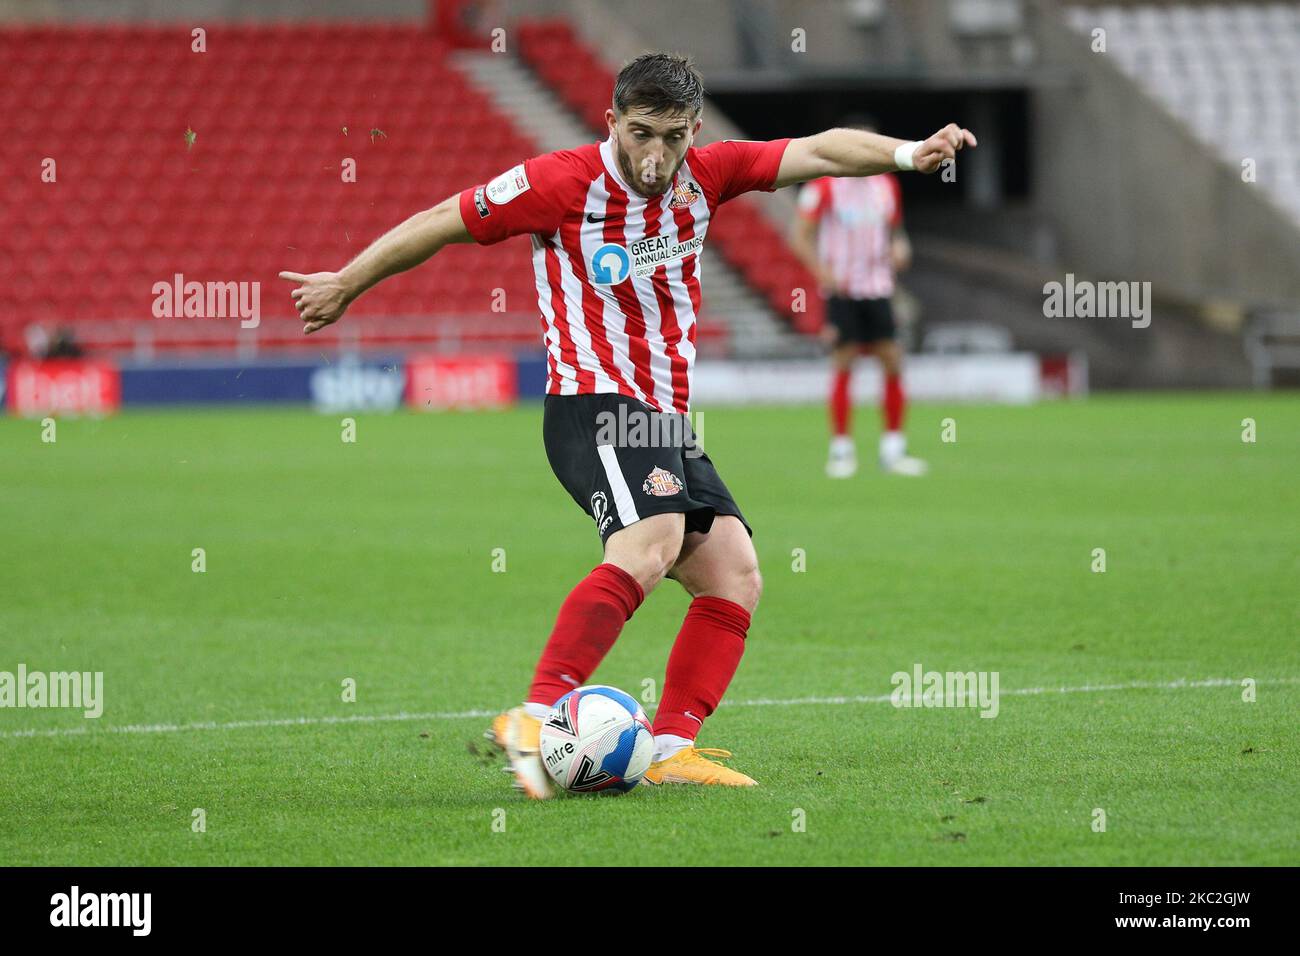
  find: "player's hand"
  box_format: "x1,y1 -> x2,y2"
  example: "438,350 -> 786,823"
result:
913,123 -> 977,174
278,271 -> 351,334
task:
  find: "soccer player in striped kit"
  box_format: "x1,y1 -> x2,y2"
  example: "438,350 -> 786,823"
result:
791,115 -> 928,479
281,55 -> 974,797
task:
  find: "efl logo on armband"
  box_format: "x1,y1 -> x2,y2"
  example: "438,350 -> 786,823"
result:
473,186 -> 490,219
486,163 -> 530,205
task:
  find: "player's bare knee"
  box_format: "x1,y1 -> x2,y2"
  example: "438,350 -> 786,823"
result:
647,531 -> 684,582
605,514 -> 683,592
678,544 -> 761,612
735,561 -> 763,613
691,563 -> 760,612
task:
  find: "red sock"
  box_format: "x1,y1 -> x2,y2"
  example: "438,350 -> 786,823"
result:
830,368 -> 851,436
883,372 -> 905,432
653,596 -> 751,739
527,564 -> 644,706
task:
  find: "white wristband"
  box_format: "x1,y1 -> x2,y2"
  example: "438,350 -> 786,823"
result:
893,141 -> 921,171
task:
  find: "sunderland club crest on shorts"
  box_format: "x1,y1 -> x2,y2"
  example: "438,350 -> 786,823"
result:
642,466 -> 683,497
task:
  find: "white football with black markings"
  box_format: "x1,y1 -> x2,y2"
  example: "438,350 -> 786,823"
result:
539,685 -> 654,793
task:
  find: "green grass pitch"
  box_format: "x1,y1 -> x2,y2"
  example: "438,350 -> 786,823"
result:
1,394 -> 1296,866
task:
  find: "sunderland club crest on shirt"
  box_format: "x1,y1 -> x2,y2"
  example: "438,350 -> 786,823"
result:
643,466 -> 684,497
670,180 -> 702,209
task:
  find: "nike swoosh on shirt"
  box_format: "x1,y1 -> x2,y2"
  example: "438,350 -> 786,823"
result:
585,213 -> 610,223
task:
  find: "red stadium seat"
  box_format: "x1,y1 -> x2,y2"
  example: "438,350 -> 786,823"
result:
2,23 -> 547,357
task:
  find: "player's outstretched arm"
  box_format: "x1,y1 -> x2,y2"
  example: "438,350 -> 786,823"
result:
279,193 -> 474,334
774,123 -> 977,188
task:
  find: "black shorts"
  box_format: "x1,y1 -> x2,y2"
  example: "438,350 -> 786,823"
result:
827,296 -> 896,344
542,393 -> 752,544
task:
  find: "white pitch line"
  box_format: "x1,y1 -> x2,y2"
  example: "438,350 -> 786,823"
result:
0,709 -> 499,740
0,676 -> 1295,741
730,676 -> 1300,708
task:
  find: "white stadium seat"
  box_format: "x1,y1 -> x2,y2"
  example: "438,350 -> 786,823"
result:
1069,3 -> 1299,228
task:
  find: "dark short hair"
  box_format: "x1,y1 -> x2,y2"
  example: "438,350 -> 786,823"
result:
612,53 -> 704,119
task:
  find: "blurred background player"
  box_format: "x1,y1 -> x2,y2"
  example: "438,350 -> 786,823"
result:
790,115 -> 926,479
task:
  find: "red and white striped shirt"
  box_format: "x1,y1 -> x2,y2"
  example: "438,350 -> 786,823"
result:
459,135 -> 790,413
797,174 -> 902,300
